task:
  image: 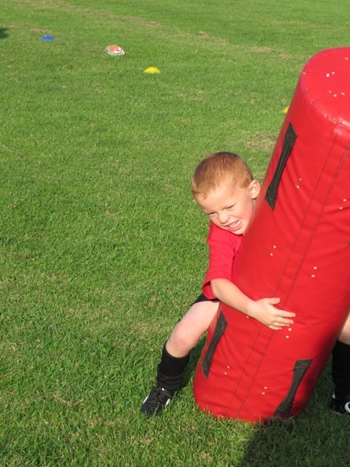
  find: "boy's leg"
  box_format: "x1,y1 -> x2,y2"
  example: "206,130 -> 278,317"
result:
156,297 -> 219,388
165,297 -> 219,358
330,313 -> 350,414
141,296 -> 219,416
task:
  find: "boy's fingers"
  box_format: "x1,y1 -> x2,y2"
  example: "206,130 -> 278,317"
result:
280,311 -> 296,317
279,319 -> 293,325
270,297 -> 281,304
271,316 -> 295,328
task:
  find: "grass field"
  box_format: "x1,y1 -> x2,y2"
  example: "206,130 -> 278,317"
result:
1,0 -> 350,465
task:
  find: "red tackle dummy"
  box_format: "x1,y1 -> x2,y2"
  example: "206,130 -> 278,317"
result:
193,47 -> 350,423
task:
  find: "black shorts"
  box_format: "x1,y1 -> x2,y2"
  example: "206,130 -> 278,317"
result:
191,293 -> 219,306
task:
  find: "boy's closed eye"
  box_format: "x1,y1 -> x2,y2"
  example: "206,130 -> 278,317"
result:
206,205 -> 236,217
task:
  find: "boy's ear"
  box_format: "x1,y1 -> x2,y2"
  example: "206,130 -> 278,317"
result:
249,180 -> 261,199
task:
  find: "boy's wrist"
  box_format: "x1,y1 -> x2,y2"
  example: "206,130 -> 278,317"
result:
246,300 -> 257,318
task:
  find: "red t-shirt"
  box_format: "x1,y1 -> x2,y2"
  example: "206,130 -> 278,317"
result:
202,221 -> 243,299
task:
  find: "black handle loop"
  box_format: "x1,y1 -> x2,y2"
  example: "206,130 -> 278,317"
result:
265,123 -> 297,210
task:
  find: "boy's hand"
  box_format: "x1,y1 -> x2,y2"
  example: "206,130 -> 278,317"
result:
210,278 -> 295,330
247,298 -> 295,330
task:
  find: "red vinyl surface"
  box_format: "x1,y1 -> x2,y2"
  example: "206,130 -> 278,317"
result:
193,47 -> 350,423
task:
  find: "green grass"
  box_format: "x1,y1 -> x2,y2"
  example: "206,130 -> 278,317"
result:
1,0 -> 350,465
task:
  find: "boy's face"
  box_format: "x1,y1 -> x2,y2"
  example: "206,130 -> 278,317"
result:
195,180 -> 260,235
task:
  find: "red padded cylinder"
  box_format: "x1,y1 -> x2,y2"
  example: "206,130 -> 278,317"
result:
193,47 -> 350,423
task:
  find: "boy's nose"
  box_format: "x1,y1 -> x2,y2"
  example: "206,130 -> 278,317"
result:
218,211 -> 230,225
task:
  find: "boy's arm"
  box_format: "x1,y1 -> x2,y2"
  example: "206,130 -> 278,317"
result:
211,278 -> 295,331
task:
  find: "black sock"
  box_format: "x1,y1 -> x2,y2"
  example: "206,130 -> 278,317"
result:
332,340 -> 350,398
156,344 -> 190,392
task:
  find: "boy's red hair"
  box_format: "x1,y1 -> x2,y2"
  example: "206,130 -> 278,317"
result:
191,152 -> 253,198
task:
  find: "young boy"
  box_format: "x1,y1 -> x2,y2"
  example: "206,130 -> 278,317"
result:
141,152 -> 296,416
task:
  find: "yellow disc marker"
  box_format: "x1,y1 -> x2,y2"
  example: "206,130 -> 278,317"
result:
144,67 -> 160,74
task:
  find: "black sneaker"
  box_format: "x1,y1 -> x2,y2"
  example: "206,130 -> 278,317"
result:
330,393 -> 350,415
141,386 -> 173,416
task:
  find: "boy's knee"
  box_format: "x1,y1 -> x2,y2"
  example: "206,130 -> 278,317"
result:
171,323 -> 191,347
339,315 -> 350,344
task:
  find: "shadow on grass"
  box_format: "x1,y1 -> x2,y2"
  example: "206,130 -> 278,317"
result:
237,362 -> 350,467
237,366 -> 350,467
184,350 -> 350,467
0,28 -> 9,39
